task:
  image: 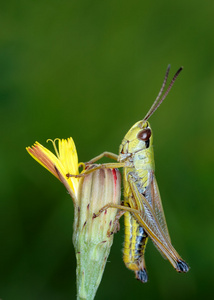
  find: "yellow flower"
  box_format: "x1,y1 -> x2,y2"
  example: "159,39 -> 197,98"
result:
26,138 -> 81,202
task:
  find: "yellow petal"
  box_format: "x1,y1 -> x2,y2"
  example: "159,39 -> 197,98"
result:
26,138 -> 80,200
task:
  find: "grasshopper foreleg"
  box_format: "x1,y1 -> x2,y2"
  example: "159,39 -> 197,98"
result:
86,151 -> 118,164
67,162 -> 124,178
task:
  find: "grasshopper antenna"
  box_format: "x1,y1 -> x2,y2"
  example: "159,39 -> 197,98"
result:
144,65 -> 183,121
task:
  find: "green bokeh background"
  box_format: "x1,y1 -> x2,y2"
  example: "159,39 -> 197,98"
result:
1,1 -> 214,299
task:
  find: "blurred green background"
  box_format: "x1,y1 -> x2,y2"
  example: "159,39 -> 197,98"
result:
1,0 -> 214,299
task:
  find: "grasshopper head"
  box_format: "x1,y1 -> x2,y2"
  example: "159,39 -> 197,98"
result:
118,65 -> 183,162
118,120 -> 153,161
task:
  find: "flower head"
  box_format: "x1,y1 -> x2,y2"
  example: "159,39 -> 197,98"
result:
26,138 -> 81,202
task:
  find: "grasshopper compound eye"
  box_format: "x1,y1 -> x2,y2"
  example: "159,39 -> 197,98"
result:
137,128 -> 151,141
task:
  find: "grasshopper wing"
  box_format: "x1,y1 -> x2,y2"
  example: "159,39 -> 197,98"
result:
145,172 -> 171,243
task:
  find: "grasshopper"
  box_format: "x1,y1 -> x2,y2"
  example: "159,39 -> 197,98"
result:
68,65 -> 189,281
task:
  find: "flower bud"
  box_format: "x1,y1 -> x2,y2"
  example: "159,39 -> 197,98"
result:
73,167 -> 121,300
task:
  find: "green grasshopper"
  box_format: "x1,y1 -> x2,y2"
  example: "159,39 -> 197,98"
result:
68,65 -> 189,281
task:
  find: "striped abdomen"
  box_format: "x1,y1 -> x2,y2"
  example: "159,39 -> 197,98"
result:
123,210 -> 148,283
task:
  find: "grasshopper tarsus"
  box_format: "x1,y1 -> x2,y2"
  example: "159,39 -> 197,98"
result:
135,268 -> 148,283
111,217 -> 121,234
107,230 -> 114,237
93,209 -> 107,219
66,173 -> 83,178
107,221 -> 120,237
